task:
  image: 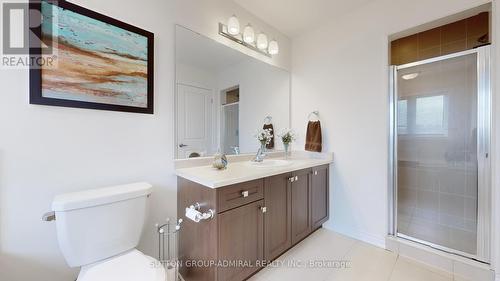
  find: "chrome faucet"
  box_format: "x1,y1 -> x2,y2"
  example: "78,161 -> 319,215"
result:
231,146 -> 240,155
253,147 -> 266,162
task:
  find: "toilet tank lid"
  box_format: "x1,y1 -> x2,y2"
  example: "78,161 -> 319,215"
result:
52,182 -> 153,212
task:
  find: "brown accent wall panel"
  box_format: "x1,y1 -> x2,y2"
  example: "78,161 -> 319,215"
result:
390,12 -> 489,65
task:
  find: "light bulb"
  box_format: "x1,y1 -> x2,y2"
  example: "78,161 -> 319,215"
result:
257,33 -> 268,50
227,15 -> 240,35
243,24 -> 255,44
268,40 -> 279,55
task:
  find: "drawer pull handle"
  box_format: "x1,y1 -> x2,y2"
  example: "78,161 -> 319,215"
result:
314,171 -> 318,175
241,191 -> 249,198
295,176 -> 298,181
260,206 -> 267,213
289,177 -> 294,183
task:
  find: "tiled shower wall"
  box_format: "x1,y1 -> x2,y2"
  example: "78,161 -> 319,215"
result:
397,158 -> 478,253
391,12 -> 489,65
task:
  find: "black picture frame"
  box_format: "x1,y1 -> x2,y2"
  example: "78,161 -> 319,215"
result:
29,0 -> 154,114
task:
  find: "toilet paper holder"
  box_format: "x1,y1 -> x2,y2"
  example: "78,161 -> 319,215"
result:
185,202 -> 214,222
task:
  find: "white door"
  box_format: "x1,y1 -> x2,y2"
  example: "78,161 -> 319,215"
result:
176,84 -> 213,158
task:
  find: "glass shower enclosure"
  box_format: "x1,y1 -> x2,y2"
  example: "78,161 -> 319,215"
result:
389,46 -> 491,262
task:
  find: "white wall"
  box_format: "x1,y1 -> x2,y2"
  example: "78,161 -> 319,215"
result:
291,0 -> 491,248
0,0 -> 290,280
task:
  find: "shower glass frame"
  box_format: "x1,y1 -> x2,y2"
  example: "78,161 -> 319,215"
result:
388,46 -> 491,263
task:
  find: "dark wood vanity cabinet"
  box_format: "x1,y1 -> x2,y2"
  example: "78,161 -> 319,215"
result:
291,168 -> 313,244
177,164 -> 330,281
264,173 -> 292,261
218,200 -> 264,281
311,165 -> 329,229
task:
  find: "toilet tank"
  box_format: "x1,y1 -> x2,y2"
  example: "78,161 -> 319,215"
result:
51,182 -> 152,267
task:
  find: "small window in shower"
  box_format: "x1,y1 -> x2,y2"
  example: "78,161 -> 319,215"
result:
415,95 -> 447,135
397,94 -> 448,135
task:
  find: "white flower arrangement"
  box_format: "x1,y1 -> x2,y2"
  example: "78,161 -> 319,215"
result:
255,128 -> 273,145
278,128 -> 296,145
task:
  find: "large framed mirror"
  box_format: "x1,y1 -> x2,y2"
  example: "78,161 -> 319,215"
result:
175,25 -> 291,159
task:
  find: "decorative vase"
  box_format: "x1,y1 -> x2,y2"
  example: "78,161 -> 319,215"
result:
284,143 -> 290,160
212,152 -> 228,170
260,142 -> 267,154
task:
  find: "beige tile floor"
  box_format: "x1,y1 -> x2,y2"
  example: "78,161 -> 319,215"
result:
249,228 -> 469,281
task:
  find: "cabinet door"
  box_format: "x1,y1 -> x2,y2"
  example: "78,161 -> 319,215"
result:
291,168 -> 312,245
218,200 -> 264,281
311,165 -> 329,229
264,173 -> 292,261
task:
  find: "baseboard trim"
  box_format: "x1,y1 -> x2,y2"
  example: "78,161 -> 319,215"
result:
325,224 -> 385,248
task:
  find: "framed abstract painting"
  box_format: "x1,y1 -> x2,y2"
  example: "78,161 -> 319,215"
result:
29,0 -> 154,114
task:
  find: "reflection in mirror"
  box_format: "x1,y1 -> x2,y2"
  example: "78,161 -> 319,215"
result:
175,25 -> 290,159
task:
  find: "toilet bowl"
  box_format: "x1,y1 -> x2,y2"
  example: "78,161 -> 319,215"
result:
49,183 -> 167,281
77,249 -> 165,281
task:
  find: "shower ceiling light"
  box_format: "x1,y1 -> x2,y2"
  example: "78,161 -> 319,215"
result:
402,73 -> 419,80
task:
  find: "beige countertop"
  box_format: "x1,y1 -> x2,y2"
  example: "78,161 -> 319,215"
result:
175,151 -> 333,188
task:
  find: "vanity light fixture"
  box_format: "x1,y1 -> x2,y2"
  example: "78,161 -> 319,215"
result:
268,39 -> 279,55
227,15 -> 240,35
219,17 -> 278,57
243,24 -> 255,44
256,33 -> 268,50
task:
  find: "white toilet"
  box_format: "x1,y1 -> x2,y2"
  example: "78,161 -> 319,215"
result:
50,182 -> 166,281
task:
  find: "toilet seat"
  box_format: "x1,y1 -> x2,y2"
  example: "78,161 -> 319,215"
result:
77,249 -> 165,281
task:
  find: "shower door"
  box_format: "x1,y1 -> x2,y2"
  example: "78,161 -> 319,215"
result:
389,46 -> 491,262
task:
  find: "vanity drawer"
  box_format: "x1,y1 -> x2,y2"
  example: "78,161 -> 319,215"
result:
217,179 -> 264,213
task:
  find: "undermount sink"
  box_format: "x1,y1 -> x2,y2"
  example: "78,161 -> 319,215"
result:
247,159 -> 292,168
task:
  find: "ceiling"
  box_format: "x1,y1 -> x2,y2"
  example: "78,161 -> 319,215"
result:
233,0 -> 374,38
